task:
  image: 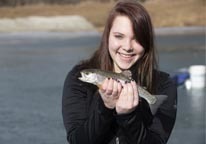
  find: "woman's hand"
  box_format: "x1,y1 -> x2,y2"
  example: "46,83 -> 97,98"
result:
99,78 -> 122,109
116,80 -> 139,114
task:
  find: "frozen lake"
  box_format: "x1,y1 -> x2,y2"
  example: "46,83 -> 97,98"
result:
0,31 -> 205,144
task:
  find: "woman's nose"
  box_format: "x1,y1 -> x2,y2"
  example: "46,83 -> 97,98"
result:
123,39 -> 133,52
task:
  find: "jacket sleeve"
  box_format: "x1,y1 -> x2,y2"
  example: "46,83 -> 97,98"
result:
115,74 -> 177,144
62,67 -> 115,144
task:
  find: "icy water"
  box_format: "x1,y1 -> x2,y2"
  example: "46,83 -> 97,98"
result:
0,31 -> 205,144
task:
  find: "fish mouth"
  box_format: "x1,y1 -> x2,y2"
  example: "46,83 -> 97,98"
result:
78,71 -> 96,84
78,72 -> 86,81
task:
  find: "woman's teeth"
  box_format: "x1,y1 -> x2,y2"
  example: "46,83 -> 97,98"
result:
119,53 -> 134,58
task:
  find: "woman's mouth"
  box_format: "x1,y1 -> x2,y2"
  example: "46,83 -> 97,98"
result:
118,52 -> 135,59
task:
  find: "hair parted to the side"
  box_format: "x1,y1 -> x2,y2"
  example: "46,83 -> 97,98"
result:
81,0 -> 158,93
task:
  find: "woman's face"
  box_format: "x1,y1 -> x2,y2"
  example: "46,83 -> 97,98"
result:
108,15 -> 145,73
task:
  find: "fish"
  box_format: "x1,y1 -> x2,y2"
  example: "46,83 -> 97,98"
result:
78,69 -> 167,115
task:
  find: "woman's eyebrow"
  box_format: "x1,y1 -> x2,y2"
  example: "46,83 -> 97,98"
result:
113,32 -> 124,36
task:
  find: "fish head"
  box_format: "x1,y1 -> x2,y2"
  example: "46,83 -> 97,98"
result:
78,69 -> 99,85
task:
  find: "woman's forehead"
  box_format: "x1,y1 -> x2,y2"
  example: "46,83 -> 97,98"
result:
111,15 -> 134,35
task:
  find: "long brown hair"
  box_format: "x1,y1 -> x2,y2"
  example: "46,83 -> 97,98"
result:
81,0 -> 158,93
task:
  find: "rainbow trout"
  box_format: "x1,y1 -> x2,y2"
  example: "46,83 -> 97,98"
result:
78,69 -> 167,114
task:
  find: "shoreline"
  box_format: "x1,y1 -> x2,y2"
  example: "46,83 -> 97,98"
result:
154,26 -> 205,36
0,16 -> 205,35
0,27 -> 204,36
0,26 -> 204,52
0,16 -> 95,32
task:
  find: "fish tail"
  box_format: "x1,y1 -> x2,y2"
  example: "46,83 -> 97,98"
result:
149,95 -> 168,115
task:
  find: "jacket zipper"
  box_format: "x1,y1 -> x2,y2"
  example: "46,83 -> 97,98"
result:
116,137 -> 119,144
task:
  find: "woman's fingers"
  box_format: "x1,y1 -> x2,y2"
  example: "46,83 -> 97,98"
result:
119,82 -> 127,101
111,79 -> 119,98
131,80 -> 139,106
100,78 -> 109,93
102,78 -> 121,97
116,80 -> 139,114
117,81 -> 122,97
106,78 -> 113,95
127,82 -> 134,108
99,78 -> 123,109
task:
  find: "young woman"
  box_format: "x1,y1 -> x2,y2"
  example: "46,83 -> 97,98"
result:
62,0 -> 177,144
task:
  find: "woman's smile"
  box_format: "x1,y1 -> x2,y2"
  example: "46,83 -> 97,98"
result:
117,52 -> 136,61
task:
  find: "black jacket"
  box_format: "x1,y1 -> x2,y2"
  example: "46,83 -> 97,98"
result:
62,65 -> 177,144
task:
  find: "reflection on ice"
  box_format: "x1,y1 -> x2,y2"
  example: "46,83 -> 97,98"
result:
186,88 -> 205,111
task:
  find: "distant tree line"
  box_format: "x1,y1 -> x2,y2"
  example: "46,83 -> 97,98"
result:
0,0 -> 147,7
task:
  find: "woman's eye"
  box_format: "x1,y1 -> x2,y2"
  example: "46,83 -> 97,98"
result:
114,35 -> 123,39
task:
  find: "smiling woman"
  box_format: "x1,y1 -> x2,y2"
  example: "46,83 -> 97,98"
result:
62,0 -> 177,144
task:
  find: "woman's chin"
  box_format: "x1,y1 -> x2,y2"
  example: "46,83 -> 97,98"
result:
118,64 -> 132,71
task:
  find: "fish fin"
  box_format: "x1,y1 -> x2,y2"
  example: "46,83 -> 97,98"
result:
149,95 -> 168,115
121,70 -> 132,79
